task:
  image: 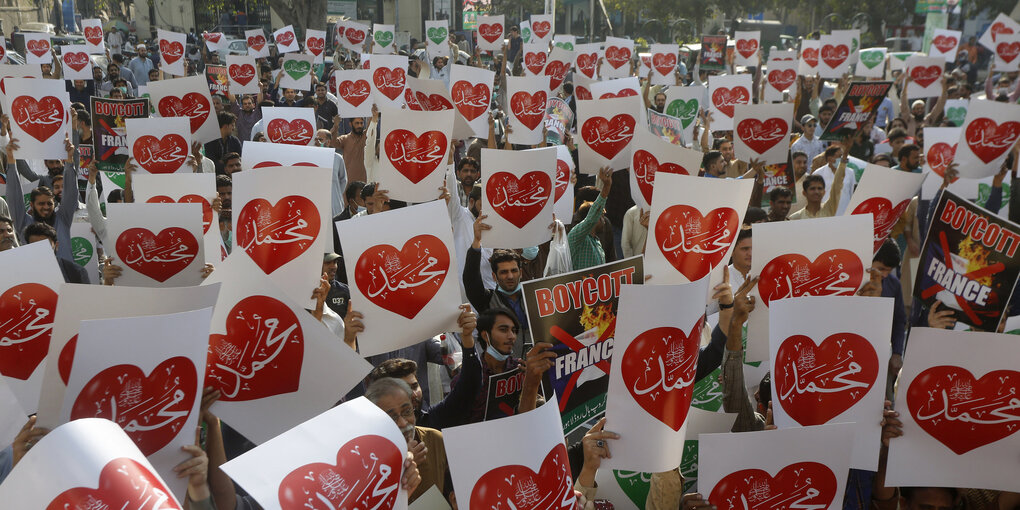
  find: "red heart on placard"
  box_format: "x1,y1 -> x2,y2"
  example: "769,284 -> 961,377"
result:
58,335 -> 77,385
84,26 -> 104,46
47,457 -> 182,510
709,462 -> 837,510
711,86 -> 749,118
0,283 -> 57,380
276,30 -> 295,48
373,67 -> 405,101
932,35 -> 958,54
339,79 -> 371,107
247,34 -> 267,51
70,357 -> 197,455
146,195 -> 213,234
266,118 -> 314,145
478,23 -> 504,44
926,142 -> 957,179
736,38 -> 758,59
532,20 -> 552,39
157,93 -> 211,134
345,27 -> 366,45
910,65 -> 942,88
736,118 -> 788,154
486,171 -> 552,228
802,47 -> 819,68
204,32 -> 222,44
524,51 -> 547,75
206,295 -> 304,401
758,249 -> 864,306
965,118 -> 1020,164
575,85 -> 592,100
599,89 -> 638,99
452,80 -> 490,121
774,333 -> 879,425
852,197 -> 911,252
991,22 -> 1015,42
159,39 -> 184,64
605,45 -> 631,69
278,434 -> 402,509
907,366 -> 1020,454
470,444 -> 575,510
415,91 -> 453,110
544,60 -> 569,90
621,324 -> 703,430
404,89 -> 423,110
767,68 -> 796,92
229,63 -> 256,85
115,227 -> 199,282
11,96 -> 64,143
654,205 -> 739,281
632,149 -> 689,205
384,129 -> 447,183
26,38 -> 50,57
653,53 -> 677,76
251,161 -> 319,169
133,134 -> 189,174
997,41 -> 1020,63
306,37 -> 325,56
510,90 -> 547,130
235,196 -> 320,275
555,159 -> 570,201
581,114 -> 635,161
576,52 -> 598,78
62,51 -> 90,72
821,44 -> 849,69
355,234 -> 450,319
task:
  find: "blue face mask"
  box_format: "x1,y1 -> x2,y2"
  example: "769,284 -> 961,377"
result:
496,282 -> 522,295
521,246 -> 539,260
486,343 -> 510,362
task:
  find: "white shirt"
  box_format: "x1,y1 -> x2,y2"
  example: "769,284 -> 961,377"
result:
812,163 -> 856,216
791,135 -> 827,165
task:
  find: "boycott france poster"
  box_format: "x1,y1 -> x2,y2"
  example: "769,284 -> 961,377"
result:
89,97 -> 151,171
522,256 -> 643,443
914,190 -> 1020,331
820,81 -> 892,141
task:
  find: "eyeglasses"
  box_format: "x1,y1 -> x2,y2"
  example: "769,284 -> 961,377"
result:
388,405 -> 415,422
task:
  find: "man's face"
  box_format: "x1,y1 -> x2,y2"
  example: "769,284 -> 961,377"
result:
401,374 -> 424,410
872,260 -> 894,279
890,138 -> 906,157
904,488 -> 955,510
315,86 -> 326,99
225,157 -> 242,175
212,96 -> 224,113
792,155 -> 808,175
819,109 -> 833,126
107,66 -> 119,79
732,238 -> 752,268
242,97 -> 255,111
283,88 -> 296,101
708,157 -> 726,176
41,63 -> 51,74
911,103 -> 925,117
719,142 -> 734,161
770,196 -> 792,218
322,259 -> 338,280
904,149 -> 921,170
32,195 -> 55,218
493,260 -> 521,292
351,118 -> 365,135
73,80 -> 86,90
315,130 -> 331,147
803,120 -> 817,137
137,47 -> 148,57
92,67 -> 103,81
654,93 -> 666,109
149,69 -> 159,81
484,315 -> 518,356
457,163 -> 479,187
375,391 -> 416,441
52,179 -> 63,200
806,181 -> 825,202
217,185 -> 232,208
0,222 -> 16,251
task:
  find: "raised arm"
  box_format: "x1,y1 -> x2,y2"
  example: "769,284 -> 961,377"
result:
4,140 -> 32,236
57,136 -> 80,223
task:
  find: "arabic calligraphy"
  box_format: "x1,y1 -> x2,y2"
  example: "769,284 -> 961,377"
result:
355,234 -> 450,320
279,434 -> 402,510
709,462 -> 838,510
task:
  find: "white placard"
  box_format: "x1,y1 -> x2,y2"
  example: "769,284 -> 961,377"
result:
905,55 -> 944,98
530,14 -> 554,45
105,202 -> 206,287
544,46 -> 573,95
553,34 -> 576,51
855,47 -> 887,78
799,39 -> 820,75
82,18 -> 105,53
589,77 -> 639,101
156,28 -> 187,76
232,166 -> 331,307
334,69 -> 374,118
69,219 -> 100,284
410,486 -> 451,509
732,102 -> 793,165
449,64 -> 494,138
663,85 -> 703,143
887,327 -> 1020,492
60,308 -> 212,498
226,54 -> 259,94
404,76 -> 454,112
59,44 -> 92,80
0,377 -> 26,446
261,106 -> 316,146
23,32 -> 53,64
425,20 -> 451,58
5,77 -> 70,159
278,53 -> 314,90
747,215 -> 871,361
132,173 -> 220,265
0,64 -> 41,108
943,98 -> 969,127
339,21 -> 371,53
888,51 -> 920,72
707,74 -> 752,131
993,32 -> 1020,70
203,31 -> 229,52
222,397 -> 409,510
929,28 -> 962,62
818,34 -> 852,79
506,75 -> 548,145
978,13 -> 1020,51
764,58 -> 798,102
733,31 -> 761,67
240,140 -> 336,172
770,296 -> 892,470
125,117 -> 192,174
576,95 -> 641,172
336,201 -> 460,357
554,145 -> 575,223
372,23 -> 396,54
573,43 -> 600,80
481,147 -> 556,249
245,28 -> 270,58
921,126 -> 965,197
0,37 -> 7,64
304,29 -> 327,63
953,99 -> 1020,179
843,164 -> 926,252
273,25 -> 300,54
628,127 -> 702,211
371,53 -> 408,108
475,15 -> 505,52
602,37 -> 634,79
648,43 -> 679,86
148,75 -> 220,143
377,107 -> 454,202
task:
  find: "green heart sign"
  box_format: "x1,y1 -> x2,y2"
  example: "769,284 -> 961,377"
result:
859,51 -> 884,69
71,236 -> 93,266
427,27 -> 447,45
679,440 -> 699,493
614,471 -> 652,508
522,27 -> 531,43
851,38 -> 859,54
891,52 -> 912,62
978,183 -> 1010,208
666,99 -> 699,129
555,41 -> 573,51
375,30 -> 394,47
284,59 -> 311,80
692,366 -> 723,411
105,171 -> 126,188
946,106 -> 967,126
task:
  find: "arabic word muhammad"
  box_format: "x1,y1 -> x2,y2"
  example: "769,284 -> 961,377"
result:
340,80 -> 371,107
236,196 -> 320,275
278,434 -> 402,510
384,129 -> 448,184
758,249 -> 864,306
115,227 -> 199,282
965,118 -> 1020,164
452,81 -> 490,121
654,205 -> 739,281
133,134 -> 188,174
709,462 -> 838,510
157,93 -> 211,133
12,96 -> 64,142
0,282 -> 58,380
46,457 -> 182,510
267,118 -> 314,145
622,324 -> 703,431
70,357 -> 198,456
581,114 -> 636,161
737,118 -> 787,154
632,150 -> 689,205
907,366 -> 1020,454
511,90 -> 547,131
206,295 -> 304,402
711,87 -> 750,118
373,67 -> 405,101
774,333 -> 879,426
470,444 -> 577,510
355,234 -> 450,320
486,171 -> 552,229
852,198 -> 911,252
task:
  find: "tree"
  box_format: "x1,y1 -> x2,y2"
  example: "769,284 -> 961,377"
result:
266,0 -> 327,34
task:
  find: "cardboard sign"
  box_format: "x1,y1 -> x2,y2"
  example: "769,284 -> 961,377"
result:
699,35 -> 726,72
475,15 -> 505,52
929,28 -> 962,62
245,28 -> 270,58
371,53 -> 408,108
843,165 -> 926,252
157,29 -> 187,76
603,281 -> 710,472
921,126 -> 963,197
404,76 -> 454,112
521,43 -> 548,76
887,327 -> 1020,492
449,64 -> 494,138
554,145 -> 575,222
372,23 -> 396,54
278,53 -> 314,90
855,47 -> 888,78
425,20 -> 451,58
0,241 -> 63,411
953,99 -> 1020,179
5,77 -> 70,159
819,81 -> 893,141
628,128 -> 702,210
69,219 -> 100,284
376,107 -> 454,202
506,75 -> 548,145
105,202 -> 206,287
0,63 -> 41,108
944,98 -> 969,127
480,147 -> 556,248
993,32 -> 1020,71
222,397 -> 409,510
82,18 -> 105,53
832,29 -> 861,65
202,31 -> 228,52
148,75 -> 220,143
261,106 -> 316,146
732,103 -> 792,165
226,55 -> 259,94
483,367 -> 526,421
576,95 -> 641,172
0,37 -> 7,64
590,76 -> 640,101
764,58 -> 798,102
23,32 -> 52,64
733,31 -> 761,67
770,296 -> 892,470
544,96 -> 574,145
530,14 -> 554,45
240,140 -> 335,172
978,13 -> 1020,52
573,43 -> 600,80
59,44 -> 92,80
647,110 -> 686,146
125,117 -> 192,174
553,34 -> 576,51
333,69 -> 373,118
0,377 -> 27,447
905,55 -> 944,98
707,74 -> 753,131
205,64 -> 228,97
304,28 -> 327,63
648,43 -> 679,86
340,21 -> 371,53
799,39 -> 820,75
645,173 -> 754,285
273,25 -> 299,54
132,173 -> 220,265
603,37 -> 635,79
232,166 -> 332,307
817,33 -> 852,78
663,85 -> 703,143
336,201 -> 461,356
